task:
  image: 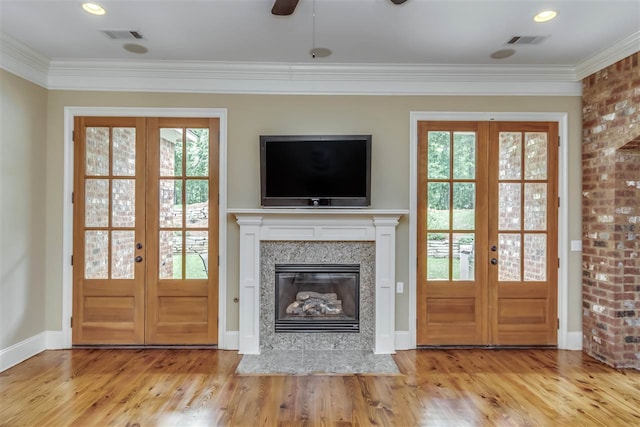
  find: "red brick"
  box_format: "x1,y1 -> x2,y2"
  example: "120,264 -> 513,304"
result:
583,52 -> 640,370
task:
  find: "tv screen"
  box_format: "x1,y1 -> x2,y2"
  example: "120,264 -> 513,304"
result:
260,135 -> 371,207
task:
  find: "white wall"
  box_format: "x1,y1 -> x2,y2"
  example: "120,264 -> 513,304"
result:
0,71 -> 584,368
0,70 -> 48,367
44,90 -> 584,336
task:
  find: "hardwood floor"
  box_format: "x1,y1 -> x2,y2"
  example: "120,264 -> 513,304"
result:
1,349 -> 638,426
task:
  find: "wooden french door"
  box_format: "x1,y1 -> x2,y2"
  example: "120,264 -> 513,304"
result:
417,121 -> 558,346
73,117 -> 219,345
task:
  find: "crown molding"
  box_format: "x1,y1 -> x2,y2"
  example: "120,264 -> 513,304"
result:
575,31 -> 640,80
45,60 -> 581,95
7,28 -> 638,96
0,32 -> 49,87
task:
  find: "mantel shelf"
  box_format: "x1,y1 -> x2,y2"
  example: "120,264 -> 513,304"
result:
228,208 -> 409,216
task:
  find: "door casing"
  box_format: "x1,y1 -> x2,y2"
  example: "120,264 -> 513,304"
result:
408,112 -> 572,350
61,107 -> 229,349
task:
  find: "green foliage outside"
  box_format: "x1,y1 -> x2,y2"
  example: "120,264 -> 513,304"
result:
427,257 -> 474,281
173,128 -> 209,205
173,253 -> 208,279
426,132 -> 478,281
427,209 -> 475,231
427,131 -> 476,212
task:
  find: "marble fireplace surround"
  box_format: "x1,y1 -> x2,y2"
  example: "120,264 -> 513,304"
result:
231,209 -> 407,355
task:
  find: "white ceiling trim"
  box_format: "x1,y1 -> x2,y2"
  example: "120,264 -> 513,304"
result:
575,31 -> 640,80
2,29 -> 633,96
44,59 -> 581,96
0,33 -> 49,87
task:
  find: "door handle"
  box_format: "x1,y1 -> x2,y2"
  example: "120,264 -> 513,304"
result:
490,258 -> 498,265
490,245 -> 497,252
136,243 -> 143,250
135,256 -> 143,263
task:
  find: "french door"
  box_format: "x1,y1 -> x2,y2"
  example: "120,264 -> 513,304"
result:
72,117 -> 219,345
417,121 -> 558,346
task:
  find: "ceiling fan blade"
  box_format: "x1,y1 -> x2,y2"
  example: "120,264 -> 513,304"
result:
272,0 -> 300,16
389,0 -> 407,4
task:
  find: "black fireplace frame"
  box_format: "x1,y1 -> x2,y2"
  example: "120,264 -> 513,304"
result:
274,264 -> 360,333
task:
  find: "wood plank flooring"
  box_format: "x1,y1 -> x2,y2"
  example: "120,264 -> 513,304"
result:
1,349 -> 638,426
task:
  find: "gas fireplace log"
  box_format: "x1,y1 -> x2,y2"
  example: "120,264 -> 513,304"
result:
302,299 -> 342,313
296,291 -> 338,301
286,294 -> 343,316
286,301 -> 304,314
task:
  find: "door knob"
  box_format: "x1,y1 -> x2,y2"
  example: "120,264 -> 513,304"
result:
135,256 -> 143,263
490,258 -> 498,265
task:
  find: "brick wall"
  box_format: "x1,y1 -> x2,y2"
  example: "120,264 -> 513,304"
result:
84,127 -> 136,280
497,133 -> 548,283
159,137 -> 176,278
582,52 -> 640,369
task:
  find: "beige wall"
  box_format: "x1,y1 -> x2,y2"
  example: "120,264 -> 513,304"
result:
42,89 -> 583,336
0,70 -> 48,348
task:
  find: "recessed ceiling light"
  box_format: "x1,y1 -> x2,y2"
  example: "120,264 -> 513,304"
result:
490,49 -> 516,60
82,3 -> 106,15
534,10 -> 557,23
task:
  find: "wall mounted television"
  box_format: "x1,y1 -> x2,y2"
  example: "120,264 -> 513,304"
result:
260,135 -> 372,207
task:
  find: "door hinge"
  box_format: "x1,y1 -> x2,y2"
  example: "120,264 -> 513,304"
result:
558,136 -> 560,146
558,258 -> 560,268
218,255 -> 220,266
71,255 -> 74,266
557,318 -> 559,329
70,317 -> 73,328
72,192 -> 75,204
72,130 -> 75,142
558,197 -> 560,208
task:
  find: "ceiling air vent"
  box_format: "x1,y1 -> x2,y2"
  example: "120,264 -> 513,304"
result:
101,30 -> 144,40
507,35 -> 547,45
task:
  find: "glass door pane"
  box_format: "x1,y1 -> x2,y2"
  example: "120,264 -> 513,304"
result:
158,127 -> 210,280
426,131 -> 477,282
497,131 -> 549,282
83,127 -> 137,280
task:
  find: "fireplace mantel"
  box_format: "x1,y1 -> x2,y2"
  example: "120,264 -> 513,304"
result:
230,209 -> 407,354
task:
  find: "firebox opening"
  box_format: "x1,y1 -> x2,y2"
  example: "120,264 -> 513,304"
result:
275,264 -> 360,333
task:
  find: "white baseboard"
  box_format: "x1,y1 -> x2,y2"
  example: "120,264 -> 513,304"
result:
221,331 -> 239,350
0,331 -> 68,372
566,331 -> 583,351
395,331 -> 411,350
1,332 -> 47,372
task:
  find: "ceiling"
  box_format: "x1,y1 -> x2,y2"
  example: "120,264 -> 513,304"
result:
0,0 -> 638,93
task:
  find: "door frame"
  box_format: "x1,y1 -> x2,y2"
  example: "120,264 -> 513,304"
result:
409,111 -> 573,350
61,107 -> 229,349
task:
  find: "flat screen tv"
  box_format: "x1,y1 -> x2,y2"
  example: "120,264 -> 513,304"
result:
260,135 -> 371,207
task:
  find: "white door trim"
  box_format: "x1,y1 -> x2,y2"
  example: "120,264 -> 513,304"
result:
62,107 -> 229,349
408,111 -> 571,349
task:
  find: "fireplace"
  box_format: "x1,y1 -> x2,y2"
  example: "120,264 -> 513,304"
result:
232,209 -> 405,354
275,264 -> 360,333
